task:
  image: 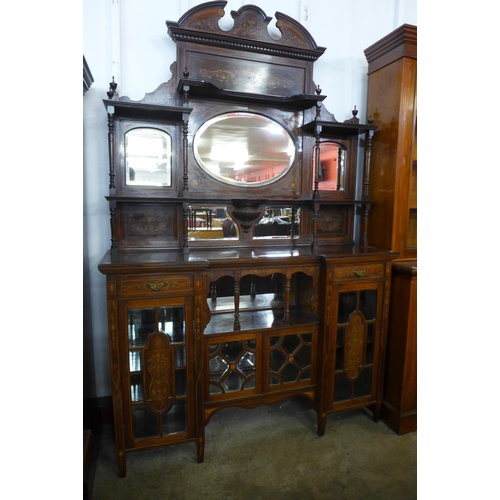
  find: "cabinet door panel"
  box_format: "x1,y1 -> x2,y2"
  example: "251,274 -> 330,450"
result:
331,282 -> 383,409
119,297 -> 193,447
265,329 -> 316,391
205,333 -> 260,401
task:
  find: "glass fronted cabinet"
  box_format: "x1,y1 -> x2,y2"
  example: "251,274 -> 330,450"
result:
202,267 -> 319,423
317,261 -> 390,436
101,273 -> 196,478
125,302 -> 189,441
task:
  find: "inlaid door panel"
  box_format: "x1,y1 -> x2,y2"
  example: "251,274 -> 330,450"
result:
330,281 -> 384,411
119,297 -> 194,448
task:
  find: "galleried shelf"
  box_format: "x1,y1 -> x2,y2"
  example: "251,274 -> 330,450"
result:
98,1 -> 398,478
178,78 -> 326,110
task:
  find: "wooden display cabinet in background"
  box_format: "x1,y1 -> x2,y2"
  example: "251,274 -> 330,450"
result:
364,25 -> 417,434
365,24 -> 417,261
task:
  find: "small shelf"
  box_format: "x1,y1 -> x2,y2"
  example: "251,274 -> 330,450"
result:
302,119 -> 377,138
103,98 -> 192,120
204,308 -> 318,335
178,78 -> 326,110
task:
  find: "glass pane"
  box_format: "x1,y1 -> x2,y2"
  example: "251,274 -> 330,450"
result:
238,351 -> 256,371
335,326 -> 345,371
130,373 -> 143,402
294,342 -> 312,368
175,369 -> 187,397
129,350 -> 142,372
269,333 -> 312,386
353,367 -> 372,398
222,342 -> 245,363
359,290 -> 377,321
222,370 -> 245,392
161,400 -> 187,435
125,128 -> 171,186
333,373 -> 351,402
281,363 -> 300,383
174,346 -> 186,368
128,308 -> 156,347
132,405 -> 160,440
209,355 -> 229,376
208,339 -> 256,394
366,323 -> 375,365
158,306 -> 185,343
338,292 -> 356,324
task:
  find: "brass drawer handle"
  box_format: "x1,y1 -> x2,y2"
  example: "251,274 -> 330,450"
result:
147,282 -> 165,291
353,270 -> 366,278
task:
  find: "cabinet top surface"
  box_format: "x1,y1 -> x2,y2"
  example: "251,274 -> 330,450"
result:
98,245 -> 397,274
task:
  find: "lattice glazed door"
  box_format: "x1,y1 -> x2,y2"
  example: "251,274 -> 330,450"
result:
206,333 -> 261,400
265,328 -> 317,391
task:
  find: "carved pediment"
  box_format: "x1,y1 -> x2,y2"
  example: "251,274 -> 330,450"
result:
166,1 -> 326,61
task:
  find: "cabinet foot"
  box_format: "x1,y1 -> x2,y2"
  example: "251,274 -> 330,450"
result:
117,450 -> 126,478
197,437 -> 205,463
317,412 -> 326,436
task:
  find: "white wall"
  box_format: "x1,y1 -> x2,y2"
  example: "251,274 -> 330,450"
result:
83,0 -> 417,399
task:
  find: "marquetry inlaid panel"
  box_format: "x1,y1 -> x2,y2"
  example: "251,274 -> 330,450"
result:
118,203 -> 178,249
333,288 -> 379,403
316,205 -> 352,242
144,333 -> 175,413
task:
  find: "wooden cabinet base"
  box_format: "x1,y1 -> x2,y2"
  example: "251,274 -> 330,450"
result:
381,261 -> 417,435
381,401 -> 416,435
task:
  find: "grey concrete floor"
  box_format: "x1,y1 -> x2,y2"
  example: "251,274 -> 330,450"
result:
91,398 -> 417,500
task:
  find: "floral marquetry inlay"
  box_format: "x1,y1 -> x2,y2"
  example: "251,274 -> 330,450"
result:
129,214 -> 168,236
199,67 -> 295,91
144,333 -> 175,413
317,213 -> 343,231
344,312 -> 365,380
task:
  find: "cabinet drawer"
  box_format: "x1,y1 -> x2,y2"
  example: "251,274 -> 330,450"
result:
118,275 -> 192,296
334,263 -> 384,282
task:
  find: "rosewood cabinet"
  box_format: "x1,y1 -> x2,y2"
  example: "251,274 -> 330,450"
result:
98,2 -> 398,477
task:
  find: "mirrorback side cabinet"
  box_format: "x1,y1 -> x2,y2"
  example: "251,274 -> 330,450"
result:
98,2 -> 398,477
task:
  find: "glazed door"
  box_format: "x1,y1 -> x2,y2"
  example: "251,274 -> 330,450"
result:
329,281 -> 385,413
120,297 -> 194,449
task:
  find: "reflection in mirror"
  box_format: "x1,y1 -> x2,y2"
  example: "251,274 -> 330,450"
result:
187,206 -> 239,241
313,142 -> 346,191
125,128 -> 172,186
194,113 -> 295,186
253,207 -> 300,239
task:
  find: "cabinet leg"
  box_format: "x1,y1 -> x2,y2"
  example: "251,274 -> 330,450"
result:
117,449 -> 127,478
197,435 -> 205,463
317,411 -> 327,436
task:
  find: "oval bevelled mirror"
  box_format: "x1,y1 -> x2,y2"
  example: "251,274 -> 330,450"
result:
193,112 -> 295,186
